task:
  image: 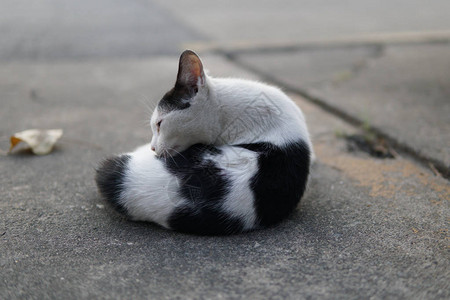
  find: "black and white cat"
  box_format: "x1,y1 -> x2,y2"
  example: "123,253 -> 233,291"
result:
96,50 -> 313,235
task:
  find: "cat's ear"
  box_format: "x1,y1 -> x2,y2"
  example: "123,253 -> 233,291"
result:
176,50 -> 205,91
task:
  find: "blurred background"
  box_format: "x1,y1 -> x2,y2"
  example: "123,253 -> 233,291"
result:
2,0 -> 449,171
1,2 -> 450,298
2,0 -> 450,60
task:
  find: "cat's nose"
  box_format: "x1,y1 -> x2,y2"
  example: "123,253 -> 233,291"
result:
151,146 -> 156,152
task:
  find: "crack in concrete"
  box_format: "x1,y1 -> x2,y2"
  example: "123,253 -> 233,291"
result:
343,44 -> 384,85
219,44 -> 450,181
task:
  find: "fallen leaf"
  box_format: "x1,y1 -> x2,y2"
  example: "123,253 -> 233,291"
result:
9,129 -> 63,155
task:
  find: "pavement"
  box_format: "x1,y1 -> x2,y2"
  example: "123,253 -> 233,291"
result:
229,41 -> 450,177
1,1 -> 449,299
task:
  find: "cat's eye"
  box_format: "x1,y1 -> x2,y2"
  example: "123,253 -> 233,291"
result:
156,120 -> 162,133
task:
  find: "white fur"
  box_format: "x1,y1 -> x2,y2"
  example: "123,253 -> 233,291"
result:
151,76 -> 312,156
119,144 -> 183,228
115,52 -> 313,232
204,146 -> 259,230
120,143 -> 261,230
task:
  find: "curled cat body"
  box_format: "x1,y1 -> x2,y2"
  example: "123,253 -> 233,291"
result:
96,50 -> 313,235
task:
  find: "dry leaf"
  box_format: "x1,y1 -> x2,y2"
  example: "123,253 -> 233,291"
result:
9,129 -> 63,155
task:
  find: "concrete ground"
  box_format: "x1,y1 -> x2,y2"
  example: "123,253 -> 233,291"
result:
231,42 -> 450,177
1,1 -> 449,299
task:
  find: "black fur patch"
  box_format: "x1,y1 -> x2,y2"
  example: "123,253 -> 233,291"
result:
164,144 -> 244,235
157,83 -> 194,112
95,155 -> 131,216
238,141 -> 311,227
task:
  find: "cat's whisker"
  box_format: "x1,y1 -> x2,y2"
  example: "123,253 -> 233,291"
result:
170,148 -> 186,160
165,149 -> 179,167
137,96 -> 157,127
137,94 -> 156,110
139,95 -> 157,120
142,119 -> 151,127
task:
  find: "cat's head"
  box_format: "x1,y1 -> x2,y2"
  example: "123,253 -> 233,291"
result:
150,50 -> 215,157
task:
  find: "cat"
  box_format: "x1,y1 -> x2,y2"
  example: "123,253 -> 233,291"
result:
96,50 -> 313,235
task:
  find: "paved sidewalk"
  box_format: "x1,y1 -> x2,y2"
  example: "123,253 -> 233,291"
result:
1,0 -> 449,299
231,40 -> 450,177
1,55 -> 449,299
155,0 -> 450,43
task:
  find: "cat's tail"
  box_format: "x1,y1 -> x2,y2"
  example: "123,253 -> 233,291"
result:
95,141 -> 311,235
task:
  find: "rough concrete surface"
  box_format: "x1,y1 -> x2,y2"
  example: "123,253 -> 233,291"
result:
1,57 -> 449,299
155,0 -> 450,43
235,43 -> 450,173
0,0 -> 205,61
1,0 -> 450,299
